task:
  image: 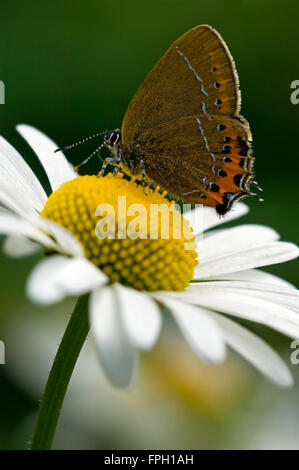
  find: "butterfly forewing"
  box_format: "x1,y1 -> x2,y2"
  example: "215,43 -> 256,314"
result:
122,25 -> 241,145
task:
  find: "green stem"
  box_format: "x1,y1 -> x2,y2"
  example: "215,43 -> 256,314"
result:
29,294 -> 90,450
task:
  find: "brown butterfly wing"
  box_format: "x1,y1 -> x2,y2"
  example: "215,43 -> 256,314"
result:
135,114 -> 254,213
121,25 -> 241,145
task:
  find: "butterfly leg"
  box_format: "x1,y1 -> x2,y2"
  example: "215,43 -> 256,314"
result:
140,158 -> 148,195
99,148 -> 123,176
112,148 -> 122,175
99,157 -> 118,176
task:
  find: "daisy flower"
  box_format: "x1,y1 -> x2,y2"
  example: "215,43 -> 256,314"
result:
1,124 -> 299,396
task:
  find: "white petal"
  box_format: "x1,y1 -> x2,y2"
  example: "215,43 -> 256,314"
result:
182,205 -> 205,238
90,286 -> 138,388
27,255 -> 106,304
3,234 -> 40,257
236,290 -> 299,314
188,280 -> 299,312
0,178 -> 41,221
17,124 -> 77,192
0,135 -> 47,212
213,269 -> 296,289
153,293 -> 225,364
27,255 -> 71,304
0,212 -> 57,250
166,289 -> 299,339
194,224 -> 298,279
56,257 -> 107,295
114,284 -> 161,350
190,279 -> 296,295
0,212 -> 35,235
199,224 -> 279,261
184,202 -> 249,236
37,217 -> 84,257
195,241 -> 299,279
211,312 -> 293,387
0,206 -> 11,215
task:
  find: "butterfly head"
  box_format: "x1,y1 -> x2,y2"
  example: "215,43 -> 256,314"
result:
54,128 -> 122,173
104,129 -> 121,149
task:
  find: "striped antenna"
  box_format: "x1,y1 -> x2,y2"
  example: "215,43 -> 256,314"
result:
54,131 -> 105,153
74,143 -> 105,173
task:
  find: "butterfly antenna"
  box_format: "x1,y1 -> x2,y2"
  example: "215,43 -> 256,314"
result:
74,143 -> 105,173
54,131 -> 106,153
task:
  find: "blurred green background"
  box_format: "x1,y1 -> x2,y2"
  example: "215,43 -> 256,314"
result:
0,0 -> 298,449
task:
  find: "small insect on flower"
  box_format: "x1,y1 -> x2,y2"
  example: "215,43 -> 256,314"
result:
56,25 -> 263,215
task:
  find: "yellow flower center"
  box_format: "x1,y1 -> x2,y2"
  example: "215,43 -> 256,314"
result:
41,174 -> 198,291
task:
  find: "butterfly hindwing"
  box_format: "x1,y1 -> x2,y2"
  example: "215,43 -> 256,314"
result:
135,113 -> 253,210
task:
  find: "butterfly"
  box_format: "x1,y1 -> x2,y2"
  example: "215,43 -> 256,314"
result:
57,25 -> 262,215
